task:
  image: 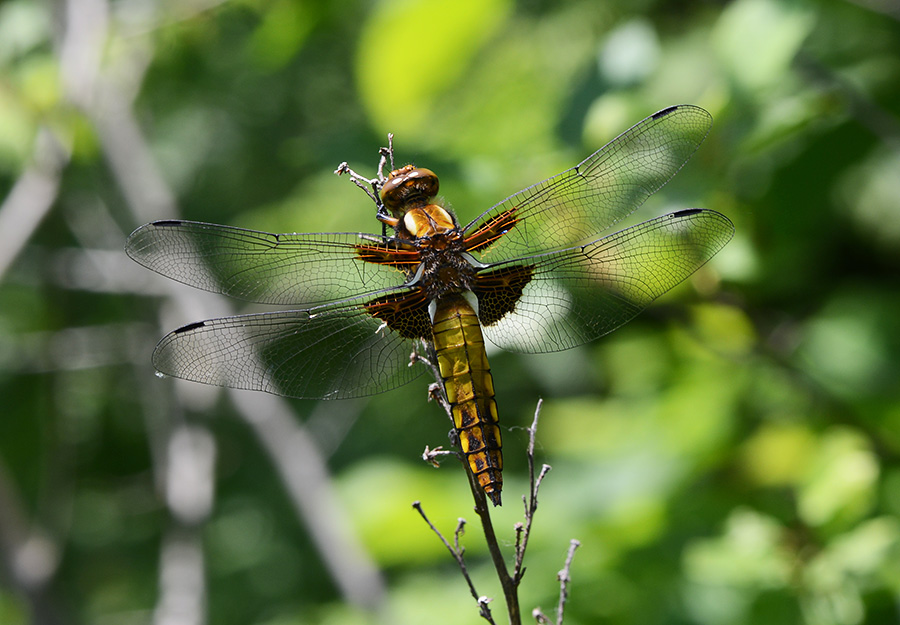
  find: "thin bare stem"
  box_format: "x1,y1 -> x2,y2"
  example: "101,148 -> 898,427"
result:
514,399 -> 551,582
554,540 -> 580,625
420,344 -> 528,623
333,161 -> 381,205
464,462 -> 521,625
412,501 -> 495,624
454,517 -> 467,552
334,133 -> 396,218
378,133 -> 394,178
531,539 -> 580,625
514,522 -> 524,560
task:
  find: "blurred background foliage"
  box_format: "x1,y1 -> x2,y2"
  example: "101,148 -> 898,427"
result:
1,0 -> 899,623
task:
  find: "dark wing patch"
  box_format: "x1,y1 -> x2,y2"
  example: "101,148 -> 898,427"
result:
364,289 -> 432,340
473,265 -> 534,326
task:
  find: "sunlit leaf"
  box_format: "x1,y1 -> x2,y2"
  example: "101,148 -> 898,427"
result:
355,0 -> 511,136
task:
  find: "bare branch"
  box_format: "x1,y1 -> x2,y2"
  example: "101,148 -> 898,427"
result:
412,501 -> 495,624
454,518 -> 467,554
334,161 -> 381,205
514,521 -> 524,563
427,382 -> 453,417
554,540 -> 580,625
378,133 -> 394,179
514,399 -> 550,582
530,539 -> 580,625
335,133 -> 397,216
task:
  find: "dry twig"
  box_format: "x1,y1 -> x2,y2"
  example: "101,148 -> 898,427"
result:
532,540 -> 580,625
412,502 -> 495,624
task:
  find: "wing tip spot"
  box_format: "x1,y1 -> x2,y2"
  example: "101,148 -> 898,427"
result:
174,321 -> 207,334
652,105 -> 679,119
672,208 -> 703,217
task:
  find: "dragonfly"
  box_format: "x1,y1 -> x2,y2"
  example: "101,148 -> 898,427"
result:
126,104 -> 733,506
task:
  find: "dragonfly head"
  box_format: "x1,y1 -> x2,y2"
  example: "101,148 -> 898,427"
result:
381,165 -> 439,216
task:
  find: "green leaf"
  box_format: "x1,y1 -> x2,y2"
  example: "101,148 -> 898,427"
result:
355,0 -> 511,136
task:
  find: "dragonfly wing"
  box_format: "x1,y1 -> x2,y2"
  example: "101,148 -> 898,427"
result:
464,105 -> 713,264
477,209 -> 734,353
152,294 -> 428,399
125,220 -> 413,306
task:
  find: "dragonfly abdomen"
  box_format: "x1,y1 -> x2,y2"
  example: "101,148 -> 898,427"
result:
431,293 -> 503,506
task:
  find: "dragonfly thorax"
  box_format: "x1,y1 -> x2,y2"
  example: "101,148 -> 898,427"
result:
416,240 -> 477,299
402,205 -> 456,239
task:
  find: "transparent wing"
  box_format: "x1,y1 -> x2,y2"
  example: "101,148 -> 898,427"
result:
464,105 -> 713,264
152,297 -> 426,399
125,220 -> 411,306
479,209 -> 734,353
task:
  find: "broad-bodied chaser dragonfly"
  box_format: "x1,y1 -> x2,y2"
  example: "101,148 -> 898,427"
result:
126,105 -> 733,506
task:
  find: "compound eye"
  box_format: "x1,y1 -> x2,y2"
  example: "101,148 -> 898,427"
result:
381,167 -> 439,211
410,168 -> 439,197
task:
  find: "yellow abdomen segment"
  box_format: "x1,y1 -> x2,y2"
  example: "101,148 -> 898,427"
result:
431,294 -> 503,506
